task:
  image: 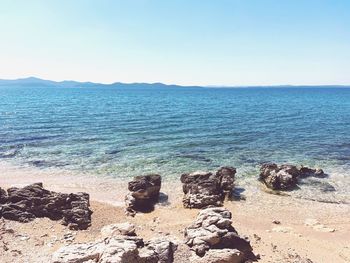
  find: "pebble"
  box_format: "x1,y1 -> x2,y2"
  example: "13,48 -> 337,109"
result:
272,226 -> 293,233
304,218 -> 336,232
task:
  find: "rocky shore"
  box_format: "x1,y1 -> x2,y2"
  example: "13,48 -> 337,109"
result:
0,162 -> 349,263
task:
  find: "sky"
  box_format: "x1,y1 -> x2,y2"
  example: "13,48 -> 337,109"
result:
0,0 -> 349,86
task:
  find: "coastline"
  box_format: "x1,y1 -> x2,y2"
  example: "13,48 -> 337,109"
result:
1,161 -> 350,262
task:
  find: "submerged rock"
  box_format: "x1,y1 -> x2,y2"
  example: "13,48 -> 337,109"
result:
0,183 -> 92,230
259,163 -> 326,191
184,207 -> 256,262
125,174 -> 162,216
181,166 -> 237,209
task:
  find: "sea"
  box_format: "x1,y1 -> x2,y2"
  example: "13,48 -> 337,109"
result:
0,85 -> 349,201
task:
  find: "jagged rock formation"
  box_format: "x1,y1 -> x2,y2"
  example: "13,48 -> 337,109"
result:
52,223 -> 177,263
125,174 -> 162,216
0,183 -> 92,230
184,207 -> 256,262
180,166 -> 236,208
259,163 -> 325,190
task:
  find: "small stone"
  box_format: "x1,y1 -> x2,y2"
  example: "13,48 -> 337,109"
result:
272,226 -> 293,233
100,222 -> 136,238
304,218 -> 319,226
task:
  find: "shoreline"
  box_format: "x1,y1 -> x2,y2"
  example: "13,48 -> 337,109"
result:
1,160 -> 350,262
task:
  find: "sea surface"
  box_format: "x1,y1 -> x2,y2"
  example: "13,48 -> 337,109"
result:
1,85 -> 350,195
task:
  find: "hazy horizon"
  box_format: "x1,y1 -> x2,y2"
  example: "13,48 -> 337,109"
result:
1,0 -> 350,86
1,75 -> 350,87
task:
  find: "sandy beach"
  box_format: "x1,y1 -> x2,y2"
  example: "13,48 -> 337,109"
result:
1,161 -> 349,263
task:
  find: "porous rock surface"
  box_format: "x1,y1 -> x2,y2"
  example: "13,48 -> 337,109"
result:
0,183 -> 92,230
184,207 -> 255,262
125,174 -> 161,216
259,163 -> 325,190
180,166 -> 236,208
52,225 -> 177,263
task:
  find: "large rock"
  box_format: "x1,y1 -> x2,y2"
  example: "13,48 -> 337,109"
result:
181,166 -> 236,209
52,227 -> 177,263
0,183 -> 92,230
184,207 -> 255,262
125,174 -> 161,216
52,236 -> 145,263
259,163 -> 325,190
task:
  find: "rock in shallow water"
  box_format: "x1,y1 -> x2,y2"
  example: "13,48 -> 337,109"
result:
184,207 -> 256,262
181,166 -> 236,209
259,163 -> 326,191
125,174 -> 162,216
0,183 -> 92,230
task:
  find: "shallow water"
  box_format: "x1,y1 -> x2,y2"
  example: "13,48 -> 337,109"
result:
0,85 -> 350,188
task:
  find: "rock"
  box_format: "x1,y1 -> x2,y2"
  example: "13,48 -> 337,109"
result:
304,219 -> 335,232
272,226 -> 293,233
52,237 -> 141,263
145,238 -> 178,263
181,171 -> 223,209
180,167 -> 237,209
216,167 -> 237,195
101,222 -> 136,238
52,235 -> 177,263
0,188 -> 7,203
259,163 -> 298,190
259,163 -> 326,191
0,183 -> 92,230
125,174 -> 161,216
191,249 -> 244,263
299,167 -> 325,178
304,218 -> 319,226
312,225 -> 336,233
184,207 -> 256,262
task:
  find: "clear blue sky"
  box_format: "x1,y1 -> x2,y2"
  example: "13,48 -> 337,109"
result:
1,0 -> 349,86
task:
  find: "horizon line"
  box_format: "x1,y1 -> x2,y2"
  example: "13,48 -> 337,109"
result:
1,76 -> 350,88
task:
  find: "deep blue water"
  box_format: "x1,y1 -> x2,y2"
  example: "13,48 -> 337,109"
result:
1,85 -> 350,181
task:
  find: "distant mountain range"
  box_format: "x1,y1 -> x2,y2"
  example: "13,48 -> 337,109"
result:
0,77 -> 349,89
0,77 -> 201,89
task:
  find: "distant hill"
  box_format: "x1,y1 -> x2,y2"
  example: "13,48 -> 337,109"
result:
0,77 -> 349,89
0,77 -> 201,89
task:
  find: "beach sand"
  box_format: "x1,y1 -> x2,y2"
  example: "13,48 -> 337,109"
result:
0,161 -> 350,263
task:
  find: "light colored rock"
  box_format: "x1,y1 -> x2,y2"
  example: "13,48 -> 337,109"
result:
52,235 -> 177,263
101,222 -> 136,237
304,218 -> 319,226
191,249 -> 244,263
313,224 -> 336,233
272,226 -> 293,233
304,219 -> 335,232
184,207 -> 255,261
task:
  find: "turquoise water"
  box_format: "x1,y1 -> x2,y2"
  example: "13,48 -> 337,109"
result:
1,85 -> 350,182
